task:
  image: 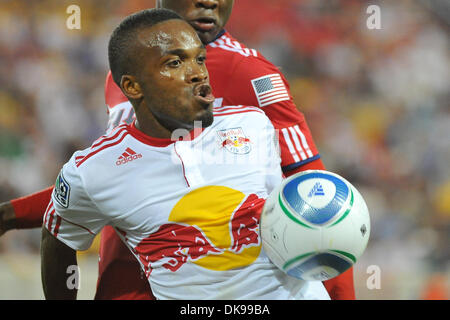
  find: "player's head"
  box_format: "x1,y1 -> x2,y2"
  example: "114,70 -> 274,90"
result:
156,0 -> 234,44
108,8 -> 215,135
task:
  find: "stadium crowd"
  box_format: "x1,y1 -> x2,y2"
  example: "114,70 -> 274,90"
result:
0,0 -> 448,299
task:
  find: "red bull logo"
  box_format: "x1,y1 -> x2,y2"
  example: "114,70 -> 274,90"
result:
134,186 -> 265,277
217,127 -> 252,154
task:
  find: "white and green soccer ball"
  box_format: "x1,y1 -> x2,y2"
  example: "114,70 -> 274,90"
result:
261,170 -> 370,281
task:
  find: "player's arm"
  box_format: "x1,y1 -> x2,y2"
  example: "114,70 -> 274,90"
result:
41,226 -> 78,299
225,57 -> 324,175
0,187 -> 54,236
41,156 -> 108,300
2,72 -> 128,237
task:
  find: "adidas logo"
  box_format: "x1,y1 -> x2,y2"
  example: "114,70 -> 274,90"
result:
308,182 -> 325,197
116,147 -> 142,166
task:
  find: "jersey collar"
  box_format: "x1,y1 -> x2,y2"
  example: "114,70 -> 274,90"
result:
207,29 -> 226,45
128,120 -> 207,147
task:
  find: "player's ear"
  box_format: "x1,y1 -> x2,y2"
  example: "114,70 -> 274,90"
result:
120,75 -> 143,100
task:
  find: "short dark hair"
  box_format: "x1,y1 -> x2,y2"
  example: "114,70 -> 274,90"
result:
108,8 -> 183,86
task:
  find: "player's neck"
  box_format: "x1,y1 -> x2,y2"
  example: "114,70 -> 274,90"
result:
132,103 -> 172,139
134,116 -> 171,140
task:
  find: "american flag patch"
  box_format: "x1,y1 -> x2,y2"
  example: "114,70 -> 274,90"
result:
251,74 -> 290,107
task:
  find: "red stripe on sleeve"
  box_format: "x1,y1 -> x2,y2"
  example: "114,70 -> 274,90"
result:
77,132 -> 129,167
46,207 -> 55,232
43,200 -> 54,228
91,126 -> 127,150
53,215 -> 62,237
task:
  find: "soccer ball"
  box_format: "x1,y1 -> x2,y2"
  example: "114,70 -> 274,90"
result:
260,170 -> 370,281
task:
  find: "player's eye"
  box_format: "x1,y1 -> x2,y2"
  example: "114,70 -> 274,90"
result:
197,56 -> 206,64
167,59 -> 181,68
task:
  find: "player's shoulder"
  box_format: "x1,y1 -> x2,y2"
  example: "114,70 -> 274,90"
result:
213,105 -> 272,128
105,71 -> 129,110
208,31 -> 259,60
72,123 -> 131,169
208,31 -> 284,80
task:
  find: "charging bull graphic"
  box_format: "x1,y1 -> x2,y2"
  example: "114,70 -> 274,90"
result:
134,186 -> 265,277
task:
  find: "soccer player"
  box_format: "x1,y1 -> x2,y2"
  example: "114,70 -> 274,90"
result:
41,8 -> 331,300
1,0 -> 355,299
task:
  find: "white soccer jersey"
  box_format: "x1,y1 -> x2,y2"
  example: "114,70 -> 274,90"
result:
45,105 -> 329,300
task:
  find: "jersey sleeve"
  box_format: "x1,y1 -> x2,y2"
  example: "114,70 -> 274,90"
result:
10,186 -> 54,229
43,155 -> 108,251
225,56 -> 322,172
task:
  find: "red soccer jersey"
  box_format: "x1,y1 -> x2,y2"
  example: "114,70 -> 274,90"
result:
208,32 -> 321,171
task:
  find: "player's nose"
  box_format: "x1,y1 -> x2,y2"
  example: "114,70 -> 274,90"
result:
186,64 -> 208,84
194,0 -> 218,10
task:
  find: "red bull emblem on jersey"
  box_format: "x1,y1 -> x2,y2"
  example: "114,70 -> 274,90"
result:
217,127 -> 251,154
134,186 -> 265,277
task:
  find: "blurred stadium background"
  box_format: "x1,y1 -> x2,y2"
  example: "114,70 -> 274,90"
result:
0,0 -> 448,299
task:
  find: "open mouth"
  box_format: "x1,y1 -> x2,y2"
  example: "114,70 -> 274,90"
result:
194,84 -> 215,106
191,17 -> 217,32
